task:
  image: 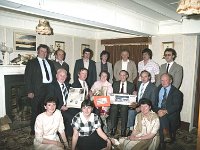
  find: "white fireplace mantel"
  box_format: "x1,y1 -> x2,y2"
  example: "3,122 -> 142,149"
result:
0,65 -> 25,118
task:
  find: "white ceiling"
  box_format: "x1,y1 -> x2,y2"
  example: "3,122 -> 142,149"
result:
0,0 -> 188,37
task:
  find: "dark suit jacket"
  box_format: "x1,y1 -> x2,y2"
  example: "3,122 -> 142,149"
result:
136,81 -> 157,104
48,81 -> 71,109
52,60 -> 71,82
24,58 -> 56,95
113,81 -> 134,94
154,84 -> 183,129
73,59 -> 96,88
71,80 -> 82,88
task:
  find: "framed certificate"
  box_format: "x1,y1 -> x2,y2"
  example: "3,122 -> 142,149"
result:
110,94 -> 136,105
93,96 -> 110,107
66,88 -> 85,108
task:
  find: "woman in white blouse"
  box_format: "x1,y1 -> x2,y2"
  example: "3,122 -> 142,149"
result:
34,97 -> 68,150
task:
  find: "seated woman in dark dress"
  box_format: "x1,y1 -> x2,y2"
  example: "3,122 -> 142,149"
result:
71,99 -> 112,150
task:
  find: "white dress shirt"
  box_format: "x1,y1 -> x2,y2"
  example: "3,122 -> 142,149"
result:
37,57 -> 53,83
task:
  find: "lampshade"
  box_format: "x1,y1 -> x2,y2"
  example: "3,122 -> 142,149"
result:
36,18 -> 54,35
177,0 -> 200,15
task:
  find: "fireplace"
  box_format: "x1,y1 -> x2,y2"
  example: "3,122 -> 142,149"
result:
0,65 -> 29,128
4,75 -> 31,123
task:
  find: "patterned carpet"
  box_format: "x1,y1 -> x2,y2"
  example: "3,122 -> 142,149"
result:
0,127 -> 197,150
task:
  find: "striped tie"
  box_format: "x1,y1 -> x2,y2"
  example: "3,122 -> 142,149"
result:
161,88 -> 167,108
62,83 -> 68,105
139,83 -> 144,101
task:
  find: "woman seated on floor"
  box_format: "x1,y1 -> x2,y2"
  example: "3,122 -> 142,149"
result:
117,98 -> 160,150
71,99 -> 112,150
34,97 -> 68,150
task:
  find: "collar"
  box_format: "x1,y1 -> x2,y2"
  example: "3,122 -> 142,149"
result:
80,112 -> 94,124
122,59 -> 129,63
56,59 -> 64,63
167,61 -> 174,65
142,81 -> 149,86
83,58 -> 89,62
37,57 -> 46,61
57,81 -> 64,86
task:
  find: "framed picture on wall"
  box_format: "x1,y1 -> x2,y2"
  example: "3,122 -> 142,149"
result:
55,41 -> 65,50
14,33 -> 36,51
81,44 -> 90,55
162,42 -> 174,50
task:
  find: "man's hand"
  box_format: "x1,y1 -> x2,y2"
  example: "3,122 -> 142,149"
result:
28,93 -> 34,99
158,109 -> 168,117
61,105 -> 68,111
129,102 -> 138,109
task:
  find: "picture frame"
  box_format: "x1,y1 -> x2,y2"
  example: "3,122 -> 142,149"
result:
55,41 -> 65,51
14,33 -> 36,51
66,88 -> 85,108
162,42 -> 174,50
81,44 -> 90,55
110,94 -> 136,105
93,96 -> 110,107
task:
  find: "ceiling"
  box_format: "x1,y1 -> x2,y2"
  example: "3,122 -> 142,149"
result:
0,0 -> 184,36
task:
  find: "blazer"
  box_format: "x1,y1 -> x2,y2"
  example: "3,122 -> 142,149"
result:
113,81 -> 134,94
153,84 -> 183,129
73,59 -> 97,88
96,61 -> 113,84
52,60 -> 71,82
114,60 -> 137,83
48,81 -> 71,109
136,81 -> 157,104
24,58 -> 56,95
156,62 -> 183,89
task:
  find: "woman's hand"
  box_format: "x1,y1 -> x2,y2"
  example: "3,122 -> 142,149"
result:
55,141 -> 64,148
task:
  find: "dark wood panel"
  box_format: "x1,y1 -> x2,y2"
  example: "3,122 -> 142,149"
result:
105,44 -> 148,84
101,37 -> 151,45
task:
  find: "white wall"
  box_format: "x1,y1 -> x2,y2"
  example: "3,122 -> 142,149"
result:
0,11 -> 97,84
151,35 -> 199,129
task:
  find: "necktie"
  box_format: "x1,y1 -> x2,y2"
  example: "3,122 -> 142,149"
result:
83,81 -> 88,97
166,63 -> 170,73
120,83 -> 124,93
161,88 -> 167,108
139,83 -> 145,100
62,83 -> 67,104
42,60 -> 50,81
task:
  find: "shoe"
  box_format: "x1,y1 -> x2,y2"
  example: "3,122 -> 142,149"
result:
30,130 -> 35,136
127,130 -> 132,136
163,128 -> 171,143
159,143 -> 166,150
121,130 -> 126,137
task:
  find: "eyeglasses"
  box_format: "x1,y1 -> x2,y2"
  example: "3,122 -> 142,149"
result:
164,54 -> 172,57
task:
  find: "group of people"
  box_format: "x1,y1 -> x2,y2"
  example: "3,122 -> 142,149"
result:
24,44 -> 183,150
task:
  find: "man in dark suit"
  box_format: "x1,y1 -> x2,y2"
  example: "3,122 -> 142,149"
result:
52,49 -> 71,82
156,48 -> 183,89
154,73 -> 183,149
24,44 -> 56,135
127,70 -> 157,135
49,68 -> 79,137
73,48 -> 96,88
110,70 -> 134,137
72,68 -> 89,99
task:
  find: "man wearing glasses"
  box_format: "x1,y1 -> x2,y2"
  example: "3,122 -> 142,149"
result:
156,48 -> 183,89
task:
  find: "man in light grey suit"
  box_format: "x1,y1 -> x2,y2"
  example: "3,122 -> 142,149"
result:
156,48 -> 183,89
127,70 -> 157,136
114,50 -> 137,83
